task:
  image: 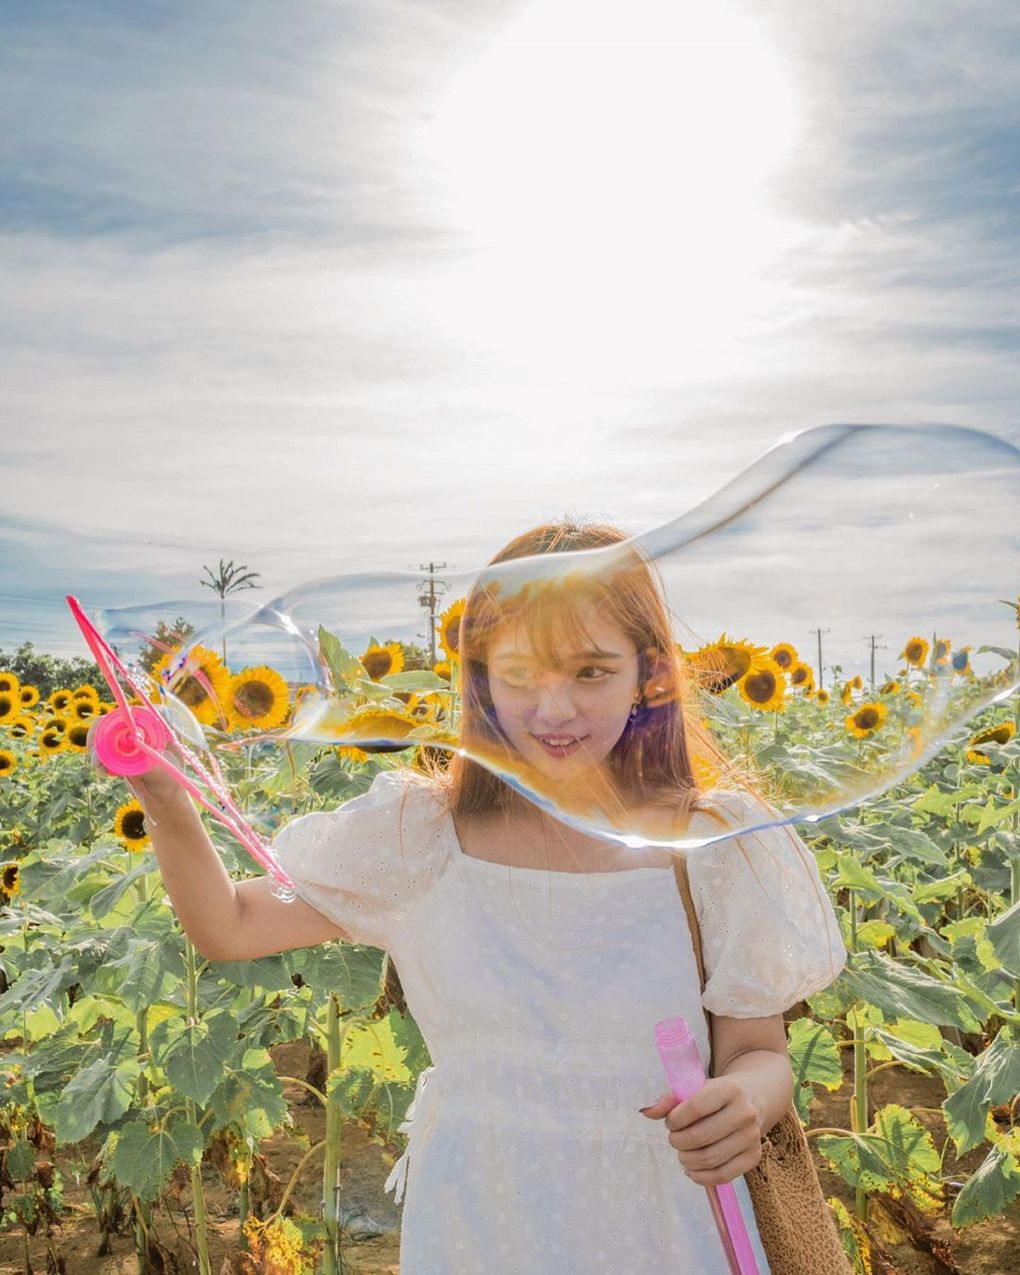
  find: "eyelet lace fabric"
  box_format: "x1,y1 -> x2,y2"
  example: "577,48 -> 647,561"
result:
271,770 -> 847,1273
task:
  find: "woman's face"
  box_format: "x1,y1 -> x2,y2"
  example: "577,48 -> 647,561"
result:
486,605 -> 642,788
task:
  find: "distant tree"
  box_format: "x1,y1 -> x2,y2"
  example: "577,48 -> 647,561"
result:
200,560 -> 261,665
0,641 -> 103,700
400,641 -> 430,671
138,617 -> 197,675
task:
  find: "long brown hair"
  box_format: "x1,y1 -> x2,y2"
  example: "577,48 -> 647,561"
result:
418,516 -> 749,828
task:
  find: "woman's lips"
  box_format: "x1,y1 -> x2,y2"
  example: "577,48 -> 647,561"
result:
533,735 -> 586,757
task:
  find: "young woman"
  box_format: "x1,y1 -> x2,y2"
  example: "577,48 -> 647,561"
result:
109,518 -> 847,1273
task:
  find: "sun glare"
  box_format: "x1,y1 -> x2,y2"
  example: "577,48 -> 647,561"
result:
417,0 -> 805,384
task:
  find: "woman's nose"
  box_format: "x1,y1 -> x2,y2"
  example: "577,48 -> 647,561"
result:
532,681 -> 578,722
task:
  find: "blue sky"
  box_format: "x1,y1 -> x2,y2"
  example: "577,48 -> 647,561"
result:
2,0 -> 1018,689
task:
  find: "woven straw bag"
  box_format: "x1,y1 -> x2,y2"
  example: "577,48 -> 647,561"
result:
672,853 -> 854,1275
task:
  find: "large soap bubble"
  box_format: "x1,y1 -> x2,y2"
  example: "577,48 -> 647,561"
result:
95,423 -> 1019,855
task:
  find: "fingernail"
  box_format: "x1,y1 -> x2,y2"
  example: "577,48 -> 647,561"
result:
639,1106 -> 653,1114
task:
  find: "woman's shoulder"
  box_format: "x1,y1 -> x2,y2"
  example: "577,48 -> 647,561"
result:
693,785 -> 777,824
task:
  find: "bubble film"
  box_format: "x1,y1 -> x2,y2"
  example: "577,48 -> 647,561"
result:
95,423 -> 1019,854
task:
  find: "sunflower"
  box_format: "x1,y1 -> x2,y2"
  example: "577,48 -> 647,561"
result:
18,685 -> 39,709
6,717 -> 34,740
0,692 -> 18,725
879,680 -> 900,695
64,722 -> 91,752
907,725 -> 924,758
336,744 -> 372,764
901,637 -> 929,668
846,702 -> 888,738
737,661 -> 786,712
152,645 -> 233,727
905,690 -> 923,708
933,638 -> 952,665
840,683 -> 854,706
951,647 -> 973,675
360,642 -> 405,681
226,666 -> 291,732
849,675 -> 863,691
685,635 -> 769,694
72,685 -> 100,705
1,862 -> 19,900
0,672 -> 20,696
438,599 -> 466,663
337,706 -> 422,752
433,661 -> 452,681
48,688 -> 76,714
38,729 -> 68,757
114,800 -> 151,851
966,721 -> 1015,765
0,749 -> 16,776
691,752 -> 722,791
789,663 -> 815,693
769,644 -> 798,672
815,688 -> 830,705
68,698 -> 100,722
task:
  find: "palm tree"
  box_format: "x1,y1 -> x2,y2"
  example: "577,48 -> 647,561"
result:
199,560 -> 261,665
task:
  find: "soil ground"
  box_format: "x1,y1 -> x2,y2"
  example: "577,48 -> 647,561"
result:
2,1037 -> 1018,1273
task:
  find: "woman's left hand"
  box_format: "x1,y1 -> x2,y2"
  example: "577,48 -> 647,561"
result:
640,1076 -> 764,1186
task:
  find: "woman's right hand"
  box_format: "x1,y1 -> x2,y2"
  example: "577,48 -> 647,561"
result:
87,728 -> 184,807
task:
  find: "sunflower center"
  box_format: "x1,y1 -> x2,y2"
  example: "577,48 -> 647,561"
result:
123,810 -> 147,840
235,682 -> 274,719
742,671 -> 777,704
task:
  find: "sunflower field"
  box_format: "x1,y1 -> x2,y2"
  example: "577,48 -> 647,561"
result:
2,601 -> 1020,1274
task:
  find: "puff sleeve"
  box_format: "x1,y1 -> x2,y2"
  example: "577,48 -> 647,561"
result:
269,769 -> 438,950
687,789 -> 848,1018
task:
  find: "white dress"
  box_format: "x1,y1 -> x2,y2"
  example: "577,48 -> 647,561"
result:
271,769 -> 848,1274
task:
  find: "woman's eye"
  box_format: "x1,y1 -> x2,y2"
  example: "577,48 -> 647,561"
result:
578,666 -> 611,680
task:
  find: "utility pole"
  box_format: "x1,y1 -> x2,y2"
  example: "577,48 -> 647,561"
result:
809,627 -> 830,689
416,563 -> 449,667
862,634 -> 887,690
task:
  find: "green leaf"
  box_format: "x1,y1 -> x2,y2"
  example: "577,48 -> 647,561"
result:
787,1018 -> 842,1122
951,1137 -> 1020,1227
164,1014 -> 239,1107
5,1140 -> 37,1182
943,1031 -> 1020,1155
841,951 -> 982,1032
296,942 -> 387,1010
111,1117 -> 204,1203
915,869 -> 973,904
381,671 -> 448,692
87,861 -> 157,920
54,1053 -> 142,1144
832,856 -> 925,923
95,935 -> 186,1012
816,1104 -> 941,1202
1,955 -> 79,1019
209,1049 -> 288,1142
318,627 -> 364,693
986,898 -> 1020,978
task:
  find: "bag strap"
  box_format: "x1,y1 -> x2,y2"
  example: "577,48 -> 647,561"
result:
672,852 -> 717,1077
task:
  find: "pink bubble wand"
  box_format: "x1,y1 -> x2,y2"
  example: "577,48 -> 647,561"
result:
655,1017 -> 762,1275
66,594 -> 296,896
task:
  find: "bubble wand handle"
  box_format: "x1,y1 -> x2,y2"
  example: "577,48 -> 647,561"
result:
654,1017 -> 761,1275
66,595 -> 296,894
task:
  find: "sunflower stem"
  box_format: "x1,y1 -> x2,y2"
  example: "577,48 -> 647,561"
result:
321,993 -> 345,1275
184,937 -> 213,1275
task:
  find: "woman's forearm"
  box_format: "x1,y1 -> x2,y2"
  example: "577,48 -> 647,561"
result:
717,1049 -> 794,1136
